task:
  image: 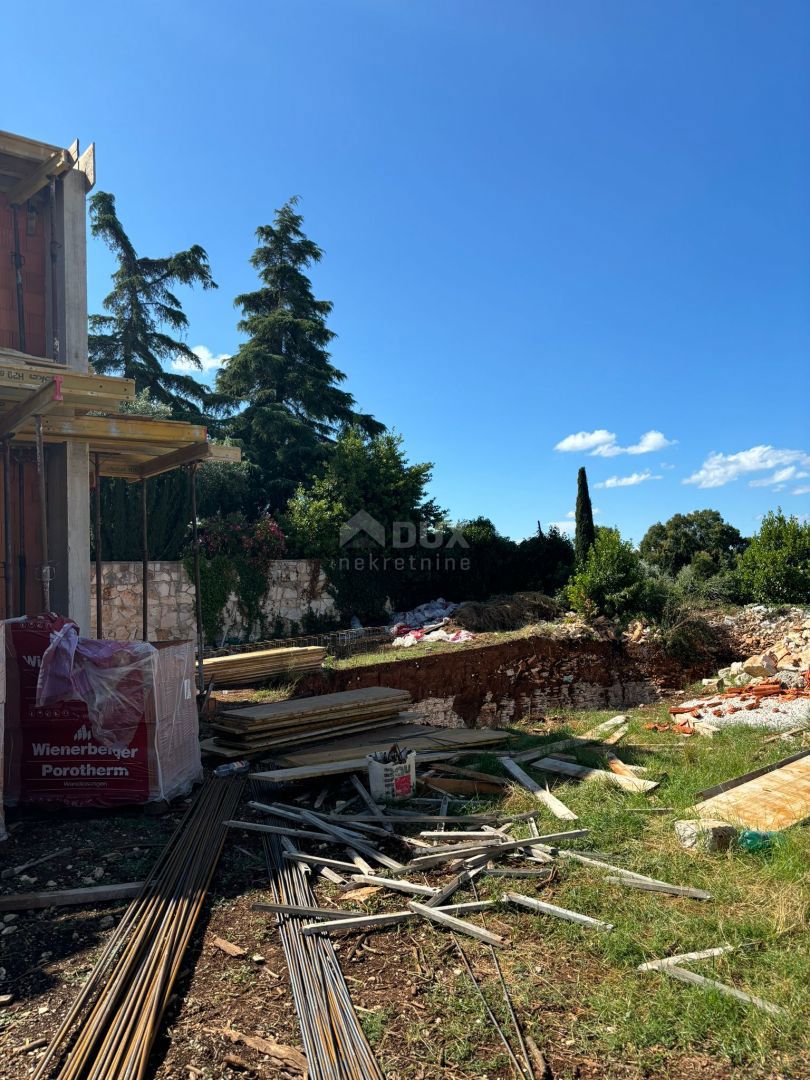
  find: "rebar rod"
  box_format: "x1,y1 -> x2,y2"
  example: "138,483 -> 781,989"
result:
33,778 -> 244,1080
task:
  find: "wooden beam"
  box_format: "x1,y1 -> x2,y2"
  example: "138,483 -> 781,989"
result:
6,149 -> 73,206
135,440 -> 241,480
20,413 -> 208,445
0,881 -> 143,913
0,377 -> 62,437
0,361 -> 135,403
0,131 -> 65,163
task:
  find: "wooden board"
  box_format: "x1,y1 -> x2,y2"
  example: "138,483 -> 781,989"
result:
691,752 -> 810,831
220,687 -> 409,725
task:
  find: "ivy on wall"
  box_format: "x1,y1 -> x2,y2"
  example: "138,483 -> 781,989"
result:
184,511 -> 286,644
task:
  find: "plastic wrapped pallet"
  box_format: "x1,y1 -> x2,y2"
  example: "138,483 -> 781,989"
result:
3,616 -> 201,807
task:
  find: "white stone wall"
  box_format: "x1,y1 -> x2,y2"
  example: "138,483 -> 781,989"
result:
89,560 -> 334,643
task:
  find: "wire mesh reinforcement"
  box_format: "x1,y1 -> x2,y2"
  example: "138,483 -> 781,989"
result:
253,778 -> 384,1080
32,777 -> 245,1080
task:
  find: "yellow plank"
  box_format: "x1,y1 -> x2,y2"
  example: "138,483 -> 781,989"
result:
692,755 -> 810,831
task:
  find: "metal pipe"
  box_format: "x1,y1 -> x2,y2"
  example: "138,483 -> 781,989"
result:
3,439 -> 12,617
189,463 -> 205,694
10,204 -> 26,352
34,416 -> 50,610
94,453 -> 103,637
17,454 -> 26,614
141,478 -> 148,641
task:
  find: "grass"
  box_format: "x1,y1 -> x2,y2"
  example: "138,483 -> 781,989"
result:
406,701 -> 810,1076
324,621 -> 580,671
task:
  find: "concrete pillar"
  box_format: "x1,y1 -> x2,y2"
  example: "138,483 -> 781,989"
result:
44,167 -> 91,625
46,441 -> 91,629
56,168 -> 89,374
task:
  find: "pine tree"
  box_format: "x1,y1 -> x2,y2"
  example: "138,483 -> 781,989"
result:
575,466 -> 596,564
88,192 -> 217,417
216,197 -> 383,510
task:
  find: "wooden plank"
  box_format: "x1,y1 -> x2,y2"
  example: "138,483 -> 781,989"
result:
28,413 -> 209,445
407,900 -> 505,947
657,964 -> 784,1016
429,763 -> 509,786
6,149 -> 73,205
694,748 -> 810,799
420,777 -> 504,796
530,756 -> 659,793
503,891 -> 614,931
0,882 -> 142,913
638,945 -> 739,972
251,750 -> 455,784
299,901 -> 494,936
691,751 -> 810,831
606,876 -> 711,900
0,377 -> 62,437
347,874 -> 437,897
500,758 -> 578,820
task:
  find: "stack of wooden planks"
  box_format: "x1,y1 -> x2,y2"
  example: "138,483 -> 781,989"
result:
201,646 -> 326,687
205,687 -> 413,755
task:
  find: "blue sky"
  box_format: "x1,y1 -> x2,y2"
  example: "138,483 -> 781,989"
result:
6,1 -> 809,542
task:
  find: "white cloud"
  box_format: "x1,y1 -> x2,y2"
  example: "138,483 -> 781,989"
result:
748,466 -> 807,488
626,430 -> 675,455
171,344 -> 231,374
684,446 -> 810,489
792,485 -> 810,496
554,430 -> 616,454
595,470 -> 662,489
555,428 -> 676,458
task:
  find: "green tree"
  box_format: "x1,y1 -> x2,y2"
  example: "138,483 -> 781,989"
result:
737,510 -> 810,603
217,198 -> 383,510
574,467 -> 596,564
567,527 -> 663,620
516,522 -> 576,595
639,509 -> 747,576
88,192 -> 217,417
285,427 -> 439,621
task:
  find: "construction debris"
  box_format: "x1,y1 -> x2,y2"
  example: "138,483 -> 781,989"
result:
690,748 -> 810,831
31,777 -> 245,1080
202,645 -> 326,687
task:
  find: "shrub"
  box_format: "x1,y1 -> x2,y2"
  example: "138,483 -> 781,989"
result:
566,528 -> 665,620
737,510 -> 810,604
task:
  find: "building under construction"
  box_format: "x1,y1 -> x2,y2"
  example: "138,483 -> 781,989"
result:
0,128 -> 238,636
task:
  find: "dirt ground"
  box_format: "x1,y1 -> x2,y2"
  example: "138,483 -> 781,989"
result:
1,702 -> 808,1079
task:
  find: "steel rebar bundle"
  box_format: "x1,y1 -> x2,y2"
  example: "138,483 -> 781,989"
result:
253,781 -> 383,1080
32,777 -> 245,1080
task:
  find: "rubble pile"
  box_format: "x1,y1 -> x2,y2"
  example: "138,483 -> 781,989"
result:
710,604 -> 810,659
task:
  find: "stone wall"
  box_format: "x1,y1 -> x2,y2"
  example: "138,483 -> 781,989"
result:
89,560 -> 334,643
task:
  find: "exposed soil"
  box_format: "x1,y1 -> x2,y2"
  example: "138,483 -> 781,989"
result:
0,800 -> 742,1080
296,633 -> 730,725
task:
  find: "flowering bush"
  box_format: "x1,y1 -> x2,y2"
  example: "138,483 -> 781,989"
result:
197,512 -> 286,564
190,512 -> 287,640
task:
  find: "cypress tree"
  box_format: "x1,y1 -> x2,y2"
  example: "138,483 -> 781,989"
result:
575,467 -> 596,564
216,197 -> 383,510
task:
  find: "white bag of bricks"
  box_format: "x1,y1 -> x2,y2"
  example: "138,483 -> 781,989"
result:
368,748 -> 416,801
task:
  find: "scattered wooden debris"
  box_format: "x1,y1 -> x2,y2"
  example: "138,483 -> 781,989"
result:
0,881 -> 143,913
209,1025 -> 308,1074
691,749 -> 810,831
606,876 -> 711,900
500,757 -> 578,820
638,945 -> 740,971
654,964 -> 784,1016
503,891 -> 614,931
407,900 -> 506,947
212,936 -> 247,958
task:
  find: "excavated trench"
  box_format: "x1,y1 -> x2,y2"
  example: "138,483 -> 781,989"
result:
297,632 -> 731,728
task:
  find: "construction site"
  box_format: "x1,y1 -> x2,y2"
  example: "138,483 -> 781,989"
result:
0,125 -> 808,1080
